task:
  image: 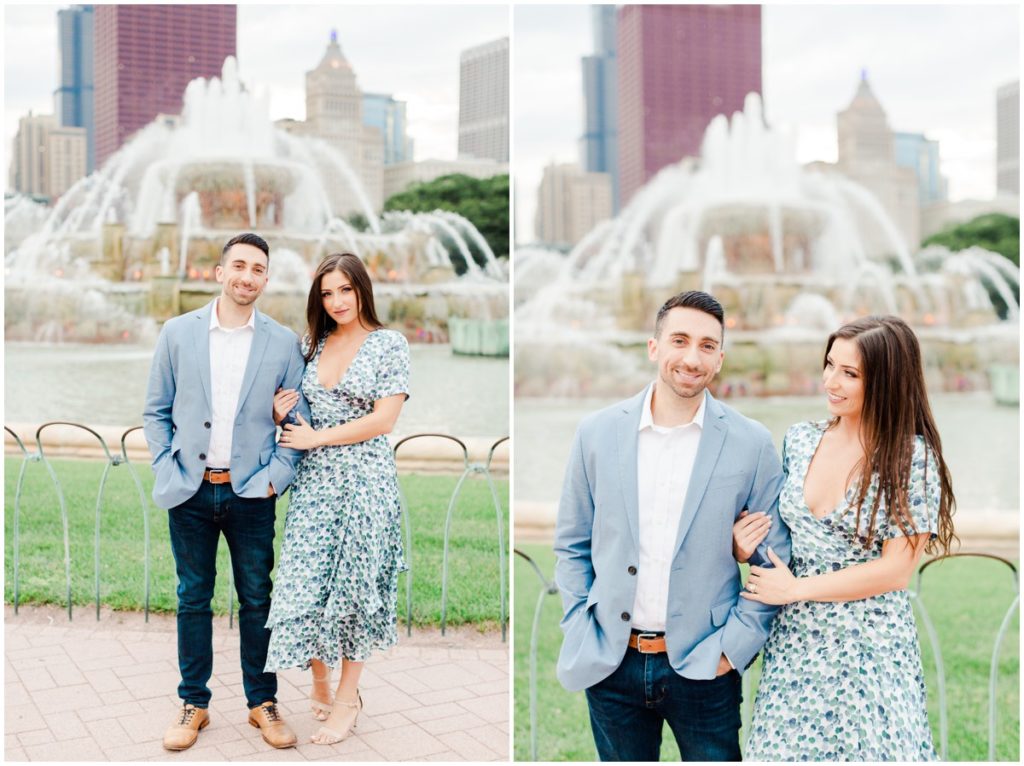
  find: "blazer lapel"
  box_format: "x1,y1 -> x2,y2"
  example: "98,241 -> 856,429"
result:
236,308 -> 270,417
193,301 -> 214,409
672,392 -> 728,554
616,386 -> 648,553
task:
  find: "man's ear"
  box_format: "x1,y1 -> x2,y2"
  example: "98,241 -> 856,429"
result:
647,336 -> 658,362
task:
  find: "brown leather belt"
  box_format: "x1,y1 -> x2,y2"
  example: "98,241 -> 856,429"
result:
203,469 -> 231,485
628,631 -> 667,654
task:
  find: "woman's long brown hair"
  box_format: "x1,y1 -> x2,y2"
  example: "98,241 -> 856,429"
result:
303,253 -> 383,363
826,315 -> 957,555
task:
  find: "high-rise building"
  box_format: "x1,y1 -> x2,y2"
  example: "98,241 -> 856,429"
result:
894,132 -> 947,205
363,93 -> 412,166
535,162 -> 613,248
617,5 -> 761,205
47,125 -> 89,198
996,80 -> 1019,196
836,73 -> 919,250
54,5 -> 95,173
9,113 -> 56,197
580,5 -> 619,210
458,37 -> 509,162
300,31 -> 384,213
7,112 -> 86,201
93,4 -> 236,169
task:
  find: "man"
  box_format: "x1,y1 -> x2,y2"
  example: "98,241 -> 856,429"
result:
553,290 -> 791,761
143,232 -> 310,751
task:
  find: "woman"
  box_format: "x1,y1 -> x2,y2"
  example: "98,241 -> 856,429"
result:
264,252 -> 410,746
735,315 -> 955,761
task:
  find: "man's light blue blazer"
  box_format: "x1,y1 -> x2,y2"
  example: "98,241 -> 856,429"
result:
554,386 -> 791,692
143,300 -> 311,510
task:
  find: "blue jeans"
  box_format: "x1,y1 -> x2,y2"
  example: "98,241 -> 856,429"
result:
585,647 -> 743,761
167,480 -> 278,709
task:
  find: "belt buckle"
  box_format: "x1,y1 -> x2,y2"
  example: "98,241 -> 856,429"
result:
635,632 -> 660,654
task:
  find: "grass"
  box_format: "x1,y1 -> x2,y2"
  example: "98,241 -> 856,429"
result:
514,543 -> 1020,762
4,456 -> 509,630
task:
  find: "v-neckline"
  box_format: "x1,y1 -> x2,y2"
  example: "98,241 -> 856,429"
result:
315,330 -> 374,390
801,424 -> 858,522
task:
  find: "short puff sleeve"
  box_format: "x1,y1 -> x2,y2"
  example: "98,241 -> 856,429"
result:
884,435 -> 941,540
374,330 -> 411,402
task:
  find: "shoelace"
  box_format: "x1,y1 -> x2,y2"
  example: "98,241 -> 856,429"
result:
178,707 -> 198,725
261,703 -> 281,722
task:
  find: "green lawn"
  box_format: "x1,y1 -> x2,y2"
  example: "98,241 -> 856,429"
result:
4,456 -> 509,630
514,543 -> 1020,762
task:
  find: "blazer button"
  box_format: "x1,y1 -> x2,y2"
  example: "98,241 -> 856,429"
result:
199,453 -> 206,460
620,611 -> 630,622
627,565 -> 637,575
204,422 -> 211,429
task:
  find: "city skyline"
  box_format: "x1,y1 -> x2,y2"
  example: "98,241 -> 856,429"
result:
4,4 -> 509,180
515,3 -> 1020,243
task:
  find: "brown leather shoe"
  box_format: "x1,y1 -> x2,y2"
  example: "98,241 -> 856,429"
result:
248,701 -> 297,749
162,704 -> 210,750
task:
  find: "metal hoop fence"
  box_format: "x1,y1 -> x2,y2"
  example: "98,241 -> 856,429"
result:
516,549 -> 1019,761
4,425 -> 508,638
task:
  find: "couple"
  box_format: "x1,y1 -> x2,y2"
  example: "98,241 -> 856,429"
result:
143,233 -> 409,751
554,290 -> 955,761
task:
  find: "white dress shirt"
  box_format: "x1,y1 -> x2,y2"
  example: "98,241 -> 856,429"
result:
631,383 -> 706,632
206,299 -> 255,468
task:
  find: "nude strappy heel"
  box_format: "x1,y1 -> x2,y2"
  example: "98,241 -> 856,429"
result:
309,671 -> 334,722
310,690 -> 362,745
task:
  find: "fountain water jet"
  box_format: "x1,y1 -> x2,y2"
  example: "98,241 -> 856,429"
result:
515,93 -> 1018,396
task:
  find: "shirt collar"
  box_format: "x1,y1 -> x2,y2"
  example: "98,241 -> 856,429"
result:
209,297 -> 256,332
639,382 -> 707,432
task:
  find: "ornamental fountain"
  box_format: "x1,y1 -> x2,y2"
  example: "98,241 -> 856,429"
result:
515,93 -> 1018,397
5,58 -> 507,354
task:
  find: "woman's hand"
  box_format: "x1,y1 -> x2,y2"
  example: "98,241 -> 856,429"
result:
273,387 -> 299,426
740,547 -> 802,605
279,413 -> 322,450
732,510 -> 771,563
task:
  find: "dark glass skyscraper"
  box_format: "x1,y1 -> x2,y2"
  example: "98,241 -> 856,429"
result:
363,93 -> 411,166
617,5 -> 762,205
93,4 -> 236,170
55,5 -> 95,173
580,4 -> 618,210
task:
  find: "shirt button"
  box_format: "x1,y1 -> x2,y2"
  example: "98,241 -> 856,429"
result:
204,422 -> 211,429
628,566 -> 637,575
199,453 -> 206,460
620,612 -> 630,622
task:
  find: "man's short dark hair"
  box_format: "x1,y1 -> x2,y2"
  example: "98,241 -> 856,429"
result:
222,232 -> 270,263
654,290 -> 725,338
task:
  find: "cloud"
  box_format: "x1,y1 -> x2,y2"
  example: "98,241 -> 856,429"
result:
515,3 -> 1019,242
5,4 -> 508,176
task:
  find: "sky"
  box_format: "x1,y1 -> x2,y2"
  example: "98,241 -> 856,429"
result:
4,3 -> 509,169
515,3 -> 1021,242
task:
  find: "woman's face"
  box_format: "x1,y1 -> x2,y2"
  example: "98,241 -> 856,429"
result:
823,337 -> 865,420
320,269 -> 360,326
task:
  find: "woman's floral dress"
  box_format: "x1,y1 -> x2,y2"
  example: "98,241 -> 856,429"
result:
265,329 -> 410,668
744,420 -> 940,762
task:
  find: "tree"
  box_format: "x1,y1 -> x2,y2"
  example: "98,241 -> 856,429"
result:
922,213 -> 1019,318
923,213 -> 1019,267
383,174 -> 509,273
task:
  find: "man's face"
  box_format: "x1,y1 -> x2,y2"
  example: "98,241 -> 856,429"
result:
216,243 -> 269,307
647,307 -> 724,401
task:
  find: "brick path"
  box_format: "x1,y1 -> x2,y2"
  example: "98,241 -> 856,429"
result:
4,605 -> 508,761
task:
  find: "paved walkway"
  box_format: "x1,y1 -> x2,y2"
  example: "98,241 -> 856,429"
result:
4,605 -> 508,762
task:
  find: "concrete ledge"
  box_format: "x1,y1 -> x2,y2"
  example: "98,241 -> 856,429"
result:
4,422 -> 507,477
515,501 -> 1020,555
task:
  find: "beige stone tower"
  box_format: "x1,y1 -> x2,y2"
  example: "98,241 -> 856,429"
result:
836,72 -> 920,254
302,31 -> 384,216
